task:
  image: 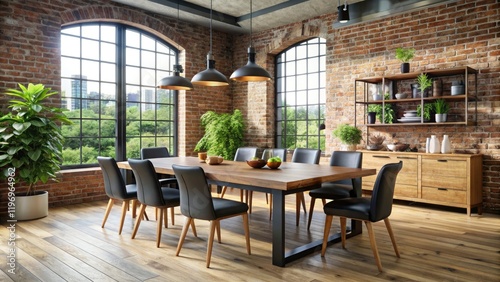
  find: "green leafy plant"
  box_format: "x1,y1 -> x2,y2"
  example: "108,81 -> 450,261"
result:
417,73 -> 432,94
332,124 -> 362,145
417,103 -> 434,121
395,47 -> 415,63
194,109 -> 245,160
434,99 -> 450,114
0,83 -> 71,195
367,93 -> 395,124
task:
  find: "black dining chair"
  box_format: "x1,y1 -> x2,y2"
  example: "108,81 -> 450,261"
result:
307,151 -> 363,230
219,147 -> 258,201
321,161 -> 403,272
291,148 -> 321,226
140,146 -> 177,188
98,156 -> 139,235
172,164 -> 251,268
128,159 -> 191,248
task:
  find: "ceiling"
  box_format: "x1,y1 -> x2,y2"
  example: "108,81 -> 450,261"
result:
111,0 -> 366,33
111,0 -> 453,34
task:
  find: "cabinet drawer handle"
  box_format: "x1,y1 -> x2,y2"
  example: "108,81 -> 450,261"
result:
373,155 -> 390,159
397,157 -> 416,160
438,188 -> 448,191
437,160 -> 448,162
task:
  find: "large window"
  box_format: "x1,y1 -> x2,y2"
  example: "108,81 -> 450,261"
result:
60,23 -> 178,167
275,38 -> 326,151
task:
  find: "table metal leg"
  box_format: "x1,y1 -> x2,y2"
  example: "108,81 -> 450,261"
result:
271,190 -> 286,266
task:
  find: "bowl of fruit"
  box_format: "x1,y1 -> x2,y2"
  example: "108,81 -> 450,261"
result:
246,158 -> 267,168
266,156 -> 282,169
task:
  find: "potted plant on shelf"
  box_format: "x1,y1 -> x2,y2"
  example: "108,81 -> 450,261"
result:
194,109 -> 245,160
367,93 -> 395,124
434,99 -> 450,123
417,73 -> 432,98
417,103 -> 434,122
332,123 -> 363,151
0,83 -> 71,220
395,47 -> 415,73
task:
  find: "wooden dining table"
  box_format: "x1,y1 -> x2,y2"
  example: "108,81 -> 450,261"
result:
117,156 -> 376,267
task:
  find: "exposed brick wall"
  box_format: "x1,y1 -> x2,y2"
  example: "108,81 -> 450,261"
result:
0,0 -> 498,217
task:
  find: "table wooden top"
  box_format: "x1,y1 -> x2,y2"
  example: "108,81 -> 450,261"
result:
117,157 -> 376,191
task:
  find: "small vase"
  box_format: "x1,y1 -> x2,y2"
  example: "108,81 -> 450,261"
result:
429,135 -> 440,154
367,112 -> 376,124
401,63 -> 410,73
441,135 -> 451,154
426,137 -> 431,153
198,152 -> 207,163
435,113 -> 447,123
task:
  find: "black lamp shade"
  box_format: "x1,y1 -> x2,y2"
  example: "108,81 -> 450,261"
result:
338,4 -> 350,23
230,47 -> 271,82
158,65 -> 193,90
191,53 -> 229,86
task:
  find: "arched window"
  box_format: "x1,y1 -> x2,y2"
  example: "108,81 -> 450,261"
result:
60,23 -> 178,167
275,38 -> 326,151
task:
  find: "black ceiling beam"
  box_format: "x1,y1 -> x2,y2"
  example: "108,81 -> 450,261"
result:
237,0 -> 309,22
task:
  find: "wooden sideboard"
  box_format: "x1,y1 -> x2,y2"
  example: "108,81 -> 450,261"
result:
360,151 -> 483,215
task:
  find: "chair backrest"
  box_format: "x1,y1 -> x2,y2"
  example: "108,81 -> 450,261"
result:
172,164 -> 217,220
370,161 -> 403,222
128,159 -> 166,207
291,148 -> 321,164
234,147 -> 258,162
262,148 -> 287,162
141,147 -> 170,159
330,151 -> 363,195
97,156 -> 128,199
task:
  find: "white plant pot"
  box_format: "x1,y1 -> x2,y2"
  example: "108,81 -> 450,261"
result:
435,113 -> 447,123
340,144 -> 357,151
14,191 -> 49,221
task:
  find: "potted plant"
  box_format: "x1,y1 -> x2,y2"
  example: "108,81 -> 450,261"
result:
367,93 -> 395,124
434,99 -> 450,123
332,123 -> 363,151
194,109 -> 245,160
417,73 -> 432,98
0,83 -> 71,220
417,103 -> 434,122
395,47 -> 415,73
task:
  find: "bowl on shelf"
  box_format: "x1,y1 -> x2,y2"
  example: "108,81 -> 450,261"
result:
246,159 -> 267,169
387,143 -> 409,152
372,94 -> 383,101
266,161 -> 282,169
395,93 -> 408,99
366,144 -> 383,151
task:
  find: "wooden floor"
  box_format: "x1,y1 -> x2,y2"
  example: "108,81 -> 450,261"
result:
1,189 -> 499,282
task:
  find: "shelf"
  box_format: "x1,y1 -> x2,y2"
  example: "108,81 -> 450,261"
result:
356,94 -> 477,104
366,121 -> 477,127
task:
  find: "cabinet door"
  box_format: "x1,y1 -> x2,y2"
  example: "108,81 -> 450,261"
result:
421,157 -> 467,190
362,153 -> 418,198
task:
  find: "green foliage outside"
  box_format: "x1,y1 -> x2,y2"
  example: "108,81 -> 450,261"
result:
194,109 -> 245,160
332,124 -> 362,145
279,106 -> 325,150
0,83 -> 71,195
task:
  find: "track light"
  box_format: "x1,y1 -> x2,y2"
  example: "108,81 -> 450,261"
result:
338,0 -> 350,23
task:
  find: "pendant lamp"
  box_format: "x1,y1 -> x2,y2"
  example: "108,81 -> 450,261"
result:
191,0 -> 229,86
157,1 -> 193,90
230,0 -> 271,82
338,0 -> 350,23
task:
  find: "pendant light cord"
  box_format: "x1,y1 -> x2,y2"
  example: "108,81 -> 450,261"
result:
250,0 -> 253,47
210,0 -> 213,54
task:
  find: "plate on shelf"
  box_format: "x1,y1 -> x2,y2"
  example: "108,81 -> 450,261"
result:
398,118 -> 423,123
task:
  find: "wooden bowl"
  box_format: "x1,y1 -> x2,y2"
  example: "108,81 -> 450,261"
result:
246,159 -> 267,169
266,161 -> 282,169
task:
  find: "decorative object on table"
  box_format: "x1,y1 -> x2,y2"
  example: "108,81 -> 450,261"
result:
417,73 -> 432,98
387,143 -> 409,152
433,79 -> 442,97
416,103 -> 434,122
429,135 -> 440,154
246,158 -> 267,168
332,123 -> 363,151
395,47 -> 415,73
367,134 -> 386,150
441,135 -> 451,154
367,93 -> 395,124
434,99 -> 450,123
198,152 -> 207,163
367,111 -> 377,124
266,159 -> 282,169
426,137 -> 431,153
0,83 -> 71,220
395,93 -> 407,99
194,109 -> 244,160
205,156 -> 223,165
451,80 -> 465,95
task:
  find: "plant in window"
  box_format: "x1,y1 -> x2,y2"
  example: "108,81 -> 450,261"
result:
0,83 -> 71,220
194,109 -> 245,160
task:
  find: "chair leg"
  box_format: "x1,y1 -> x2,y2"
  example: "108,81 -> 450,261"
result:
384,218 -> 400,258
170,207 -> 175,226
220,186 -> 227,198
190,219 -> 197,237
156,208 -> 164,248
248,191 -> 253,214
340,217 -> 347,249
102,198 -> 114,228
321,198 -> 326,206
131,204 -> 147,239
242,213 -> 251,255
176,217 -> 192,256
295,192 -> 307,226
216,221 -> 221,243
131,199 -> 137,218
321,214 -> 333,256
206,220 -> 218,268
163,208 -> 168,228
118,200 -> 129,235
307,197 -> 317,230
240,189 -> 244,202
265,193 -> 269,204
365,221 -> 383,272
